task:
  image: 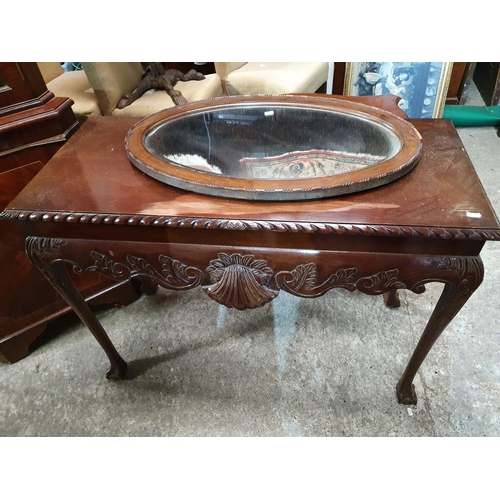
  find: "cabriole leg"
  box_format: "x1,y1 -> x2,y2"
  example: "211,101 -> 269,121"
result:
397,257 -> 484,404
26,237 -> 127,380
51,261 -> 128,379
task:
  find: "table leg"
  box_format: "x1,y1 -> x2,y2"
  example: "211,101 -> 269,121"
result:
276,254 -> 485,405
52,260 -> 128,379
396,257 -> 484,404
26,238 -> 127,379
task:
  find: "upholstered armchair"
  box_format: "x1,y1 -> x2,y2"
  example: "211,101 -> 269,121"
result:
37,62 -> 102,121
81,62 -> 223,117
214,62 -> 329,96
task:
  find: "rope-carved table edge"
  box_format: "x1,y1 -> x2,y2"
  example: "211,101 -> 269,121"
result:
3,210 -> 500,241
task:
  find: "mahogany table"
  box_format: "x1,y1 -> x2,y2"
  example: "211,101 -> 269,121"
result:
2,113 -> 499,405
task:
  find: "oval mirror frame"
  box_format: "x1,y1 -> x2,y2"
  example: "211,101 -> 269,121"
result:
125,95 -> 423,201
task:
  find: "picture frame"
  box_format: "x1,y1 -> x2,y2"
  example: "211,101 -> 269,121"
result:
344,62 -> 453,118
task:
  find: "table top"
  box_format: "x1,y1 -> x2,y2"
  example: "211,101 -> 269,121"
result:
3,115 -> 500,240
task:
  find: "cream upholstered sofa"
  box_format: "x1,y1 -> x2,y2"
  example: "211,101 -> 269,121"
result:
214,62 -> 329,96
81,62 -> 223,117
37,63 -> 102,121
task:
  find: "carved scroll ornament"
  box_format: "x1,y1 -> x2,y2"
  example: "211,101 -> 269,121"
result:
26,238 -> 484,317
275,263 -> 407,298
25,238 -> 203,292
85,251 -> 203,291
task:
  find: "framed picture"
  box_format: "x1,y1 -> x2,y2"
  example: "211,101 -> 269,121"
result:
344,62 -> 453,118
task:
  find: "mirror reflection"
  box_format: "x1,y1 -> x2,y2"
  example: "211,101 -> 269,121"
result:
144,104 -> 401,180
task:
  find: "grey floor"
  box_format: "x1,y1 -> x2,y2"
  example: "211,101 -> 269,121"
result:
1,84 -> 499,437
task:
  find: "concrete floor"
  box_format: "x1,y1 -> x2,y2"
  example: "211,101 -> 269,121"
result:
1,84 -> 499,437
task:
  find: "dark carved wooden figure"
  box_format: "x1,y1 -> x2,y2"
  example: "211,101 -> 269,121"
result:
117,63 -> 205,108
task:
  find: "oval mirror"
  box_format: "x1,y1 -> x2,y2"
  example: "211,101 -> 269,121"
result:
126,95 -> 422,201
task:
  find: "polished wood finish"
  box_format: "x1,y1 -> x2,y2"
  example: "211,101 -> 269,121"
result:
0,66 -> 141,363
9,118 -> 497,235
3,98 -> 499,405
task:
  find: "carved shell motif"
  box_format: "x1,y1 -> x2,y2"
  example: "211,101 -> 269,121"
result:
203,253 -> 278,310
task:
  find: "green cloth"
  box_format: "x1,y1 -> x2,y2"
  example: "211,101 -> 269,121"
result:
443,105 -> 500,127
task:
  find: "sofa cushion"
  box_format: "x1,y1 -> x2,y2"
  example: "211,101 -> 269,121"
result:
226,62 -> 328,95
46,70 -> 101,119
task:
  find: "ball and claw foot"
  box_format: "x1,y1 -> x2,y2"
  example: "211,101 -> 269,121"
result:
396,381 -> 417,405
106,359 -> 128,380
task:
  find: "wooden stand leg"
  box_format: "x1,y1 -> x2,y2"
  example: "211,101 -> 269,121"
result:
131,276 -> 159,296
26,240 -> 128,379
384,289 -> 401,308
396,258 -> 484,404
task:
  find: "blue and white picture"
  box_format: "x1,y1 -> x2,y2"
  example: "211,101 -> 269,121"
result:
345,62 -> 453,118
